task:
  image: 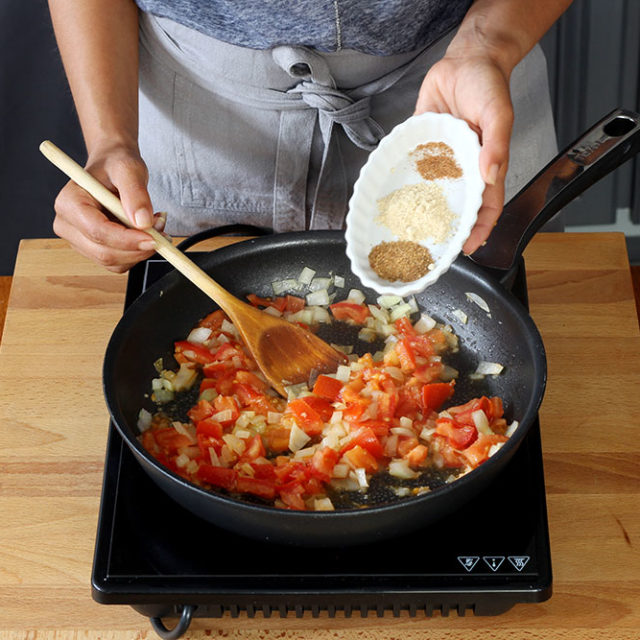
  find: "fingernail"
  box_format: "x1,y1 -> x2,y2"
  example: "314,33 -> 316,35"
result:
138,239 -> 156,251
134,208 -> 153,228
153,211 -> 167,231
485,164 -> 500,186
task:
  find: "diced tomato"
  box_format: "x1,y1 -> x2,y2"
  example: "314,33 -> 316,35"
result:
236,475 -> 276,500
213,395 -> 240,425
396,339 -> 417,373
174,340 -> 216,364
241,434 -> 266,461
196,464 -> 237,491
235,370 -> 268,393
196,417 -> 223,439
246,293 -> 274,308
310,447 -> 340,481
329,301 -> 370,324
358,420 -> 391,437
433,435 -> 464,468
435,417 -> 478,450
342,426 -> 385,459
421,381 -> 455,412
410,334 -> 436,358
287,397 -> 325,436
394,316 -> 416,339
376,389 -> 398,421
199,378 -> 218,393
279,482 -> 306,510
312,375 -> 343,402
412,361 -> 443,383
406,444 -> 429,468
151,428 -> 194,454
342,445 -> 379,473
263,427 -> 291,453
202,361 -> 231,377
397,435 -> 420,457
299,395 -> 334,422
199,310 -> 225,330
284,295 -> 306,313
459,433 -> 508,467
251,463 -> 278,480
212,342 -> 243,362
188,399 -> 215,423
448,396 -> 503,427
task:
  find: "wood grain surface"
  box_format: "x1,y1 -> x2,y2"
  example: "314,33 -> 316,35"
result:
0,233 -> 639,640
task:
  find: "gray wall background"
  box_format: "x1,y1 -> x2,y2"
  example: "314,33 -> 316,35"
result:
1,0 -> 639,275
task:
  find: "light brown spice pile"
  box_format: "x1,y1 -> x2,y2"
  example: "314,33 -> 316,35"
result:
368,240 -> 434,282
376,182 -> 455,243
411,141 -> 462,180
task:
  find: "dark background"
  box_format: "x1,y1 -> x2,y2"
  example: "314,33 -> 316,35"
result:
1,0 -> 639,275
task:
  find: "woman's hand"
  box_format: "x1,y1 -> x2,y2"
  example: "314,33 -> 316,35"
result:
414,0 -> 573,255
414,51 -> 513,255
53,144 -> 165,273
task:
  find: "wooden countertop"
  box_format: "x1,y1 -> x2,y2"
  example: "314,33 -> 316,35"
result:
1,233 -> 639,640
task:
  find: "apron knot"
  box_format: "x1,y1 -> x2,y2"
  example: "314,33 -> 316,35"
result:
272,45 -> 385,151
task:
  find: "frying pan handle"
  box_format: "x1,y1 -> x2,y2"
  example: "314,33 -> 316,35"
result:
470,108 -> 640,271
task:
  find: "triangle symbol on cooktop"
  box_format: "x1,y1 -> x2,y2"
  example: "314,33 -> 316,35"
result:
483,556 -> 505,571
508,555 -> 531,571
457,556 -> 480,571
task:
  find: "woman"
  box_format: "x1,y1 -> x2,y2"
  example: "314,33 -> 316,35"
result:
47,0 -> 572,272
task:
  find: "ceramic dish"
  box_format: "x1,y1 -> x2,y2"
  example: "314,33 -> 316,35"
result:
345,112 -> 484,296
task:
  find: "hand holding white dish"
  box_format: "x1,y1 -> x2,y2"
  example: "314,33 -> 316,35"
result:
345,112 -> 484,296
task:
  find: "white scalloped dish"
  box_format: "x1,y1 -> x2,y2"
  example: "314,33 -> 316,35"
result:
345,112 -> 484,296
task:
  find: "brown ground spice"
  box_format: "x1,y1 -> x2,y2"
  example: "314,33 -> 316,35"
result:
411,142 -> 462,180
368,240 -> 434,283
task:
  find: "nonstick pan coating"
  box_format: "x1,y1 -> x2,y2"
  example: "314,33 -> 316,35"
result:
103,231 -> 545,546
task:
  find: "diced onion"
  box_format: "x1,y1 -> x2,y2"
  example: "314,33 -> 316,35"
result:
474,361 -> 504,376
306,289 -> 330,306
310,306 -> 331,323
358,327 -> 378,343
173,363 -> 198,392
390,303 -> 413,321
332,463 -> 350,478
314,497 -> 335,511
389,459 -> 419,479
187,326 -> 212,344
298,266 -> 316,285
354,468 -> 369,488
213,409 -> 233,423
347,288 -> 366,304
414,313 -> 437,333
452,309 -> 468,324
505,420 -> 519,437
471,409 -> 493,435
263,306 -> 282,317
272,278 -> 299,295
465,292 -> 491,313
391,427 -> 415,437
137,408 -> 152,432
289,423 -> 311,452
377,294 -> 403,308
221,319 -> 237,335
333,275 -> 345,288
335,364 -> 351,383
309,277 -> 333,291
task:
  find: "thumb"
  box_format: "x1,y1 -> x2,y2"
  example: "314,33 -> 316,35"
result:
478,104 -> 513,186
111,160 -> 154,229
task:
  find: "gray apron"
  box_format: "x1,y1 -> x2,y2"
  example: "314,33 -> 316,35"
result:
138,13 -> 560,236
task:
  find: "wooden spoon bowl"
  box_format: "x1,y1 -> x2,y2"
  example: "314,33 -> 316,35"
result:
40,141 -> 347,396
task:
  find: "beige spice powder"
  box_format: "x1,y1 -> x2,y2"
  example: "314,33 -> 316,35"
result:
376,182 -> 455,243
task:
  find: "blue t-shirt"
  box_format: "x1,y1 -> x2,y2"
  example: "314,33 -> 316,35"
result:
135,0 -> 472,56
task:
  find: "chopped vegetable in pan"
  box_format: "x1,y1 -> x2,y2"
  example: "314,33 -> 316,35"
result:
138,286 -> 511,511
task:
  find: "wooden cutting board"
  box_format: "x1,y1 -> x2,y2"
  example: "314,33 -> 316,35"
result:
0,232 -> 639,640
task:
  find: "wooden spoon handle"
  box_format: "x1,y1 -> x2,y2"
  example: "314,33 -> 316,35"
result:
39,140 -> 234,309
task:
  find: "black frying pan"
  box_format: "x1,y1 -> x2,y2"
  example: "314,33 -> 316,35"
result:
103,108 -> 640,546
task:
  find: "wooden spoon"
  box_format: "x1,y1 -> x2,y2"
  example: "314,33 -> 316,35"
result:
40,140 -> 347,397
